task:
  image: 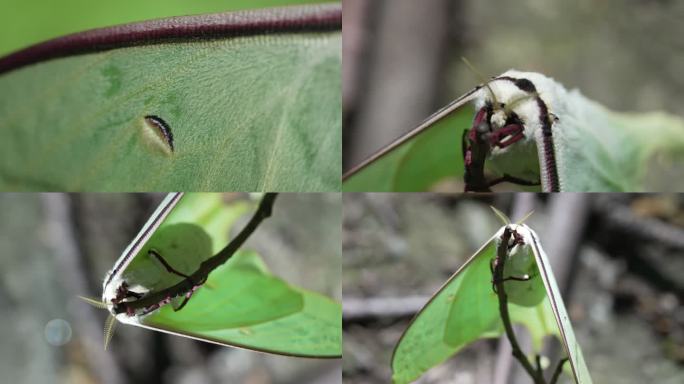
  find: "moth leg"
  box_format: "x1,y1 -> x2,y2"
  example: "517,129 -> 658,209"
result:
124,291 -> 144,299
172,275 -> 209,312
490,259 -> 500,294
502,274 -> 531,282
490,124 -> 524,149
491,274 -> 531,293
487,174 -> 540,188
113,281 -> 144,304
461,129 -> 469,159
148,248 -> 191,279
173,296 -> 191,312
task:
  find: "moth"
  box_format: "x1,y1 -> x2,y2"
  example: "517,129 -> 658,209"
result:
80,193 -> 341,358
343,70 -> 684,192
391,209 -> 593,384
80,192 -> 185,349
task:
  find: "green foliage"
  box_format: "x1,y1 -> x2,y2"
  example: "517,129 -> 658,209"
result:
118,193 -> 341,357
0,30 -> 341,191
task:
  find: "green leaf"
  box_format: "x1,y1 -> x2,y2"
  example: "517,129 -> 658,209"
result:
0,5 -> 341,191
526,225 -> 592,383
113,193 -> 341,358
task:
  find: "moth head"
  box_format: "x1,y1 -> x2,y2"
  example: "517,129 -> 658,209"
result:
102,274 -> 150,318
475,70 -> 567,157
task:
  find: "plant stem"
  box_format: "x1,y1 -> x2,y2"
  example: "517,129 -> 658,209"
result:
535,354 -> 544,378
494,227 -> 546,384
550,358 -> 568,384
114,193 -> 278,314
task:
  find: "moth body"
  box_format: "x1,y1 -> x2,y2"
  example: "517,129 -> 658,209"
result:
101,272 -> 152,324
497,224 -> 546,307
463,70 -> 573,191
393,220 -> 593,384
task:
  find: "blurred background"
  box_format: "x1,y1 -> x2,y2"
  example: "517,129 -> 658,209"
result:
0,193 -> 341,384
343,0 -> 684,169
0,0 -> 337,56
343,193 -> 684,383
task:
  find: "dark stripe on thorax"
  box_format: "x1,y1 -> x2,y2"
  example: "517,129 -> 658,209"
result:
0,4 -> 341,75
492,75 -> 560,191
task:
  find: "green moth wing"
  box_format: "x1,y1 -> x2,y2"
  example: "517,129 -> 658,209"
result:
343,92 -> 476,192
524,224 -> 593,383
0,4 -> 341,191
551,91 -> 684,191
344,70 -> 684,192
391,234 -> 501,384
103,193 -> 341,358
392,224 -> 591,383
503,239 -> 546,307
140,250 -> 342,357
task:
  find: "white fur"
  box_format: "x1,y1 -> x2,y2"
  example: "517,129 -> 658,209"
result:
472,70 -> 571,183
102,270 -> 150,316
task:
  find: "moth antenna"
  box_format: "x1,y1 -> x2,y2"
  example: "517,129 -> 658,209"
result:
103,314 -> 117,350
515,210 -> 535,225
490,206 -> 511,225
78,295 -> 108,309
461,57 -> 500,109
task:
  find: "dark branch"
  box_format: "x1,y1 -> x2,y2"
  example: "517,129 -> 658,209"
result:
114,193 -> 278,314
550,358 -> 568,384
493,227 -> 545,384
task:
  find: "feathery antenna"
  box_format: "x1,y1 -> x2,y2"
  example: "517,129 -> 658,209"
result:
515,210 -> 535,225
462,57 -> 500,109
490,206 -> 511,225
79,295 -> 118,349
103,314 -> 117,350
78,296 -> 108,309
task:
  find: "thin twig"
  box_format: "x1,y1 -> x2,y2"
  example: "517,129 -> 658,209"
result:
114,193 -> 278,314
493,227 -> 545,384
342,296 -> 429,321
535,354 -> 543,378
550,358 -> 568,384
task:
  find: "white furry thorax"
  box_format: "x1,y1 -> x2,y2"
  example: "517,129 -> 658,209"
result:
102,269 -> 149,320
473,70 -> 568,145
472,70 -> 570,180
